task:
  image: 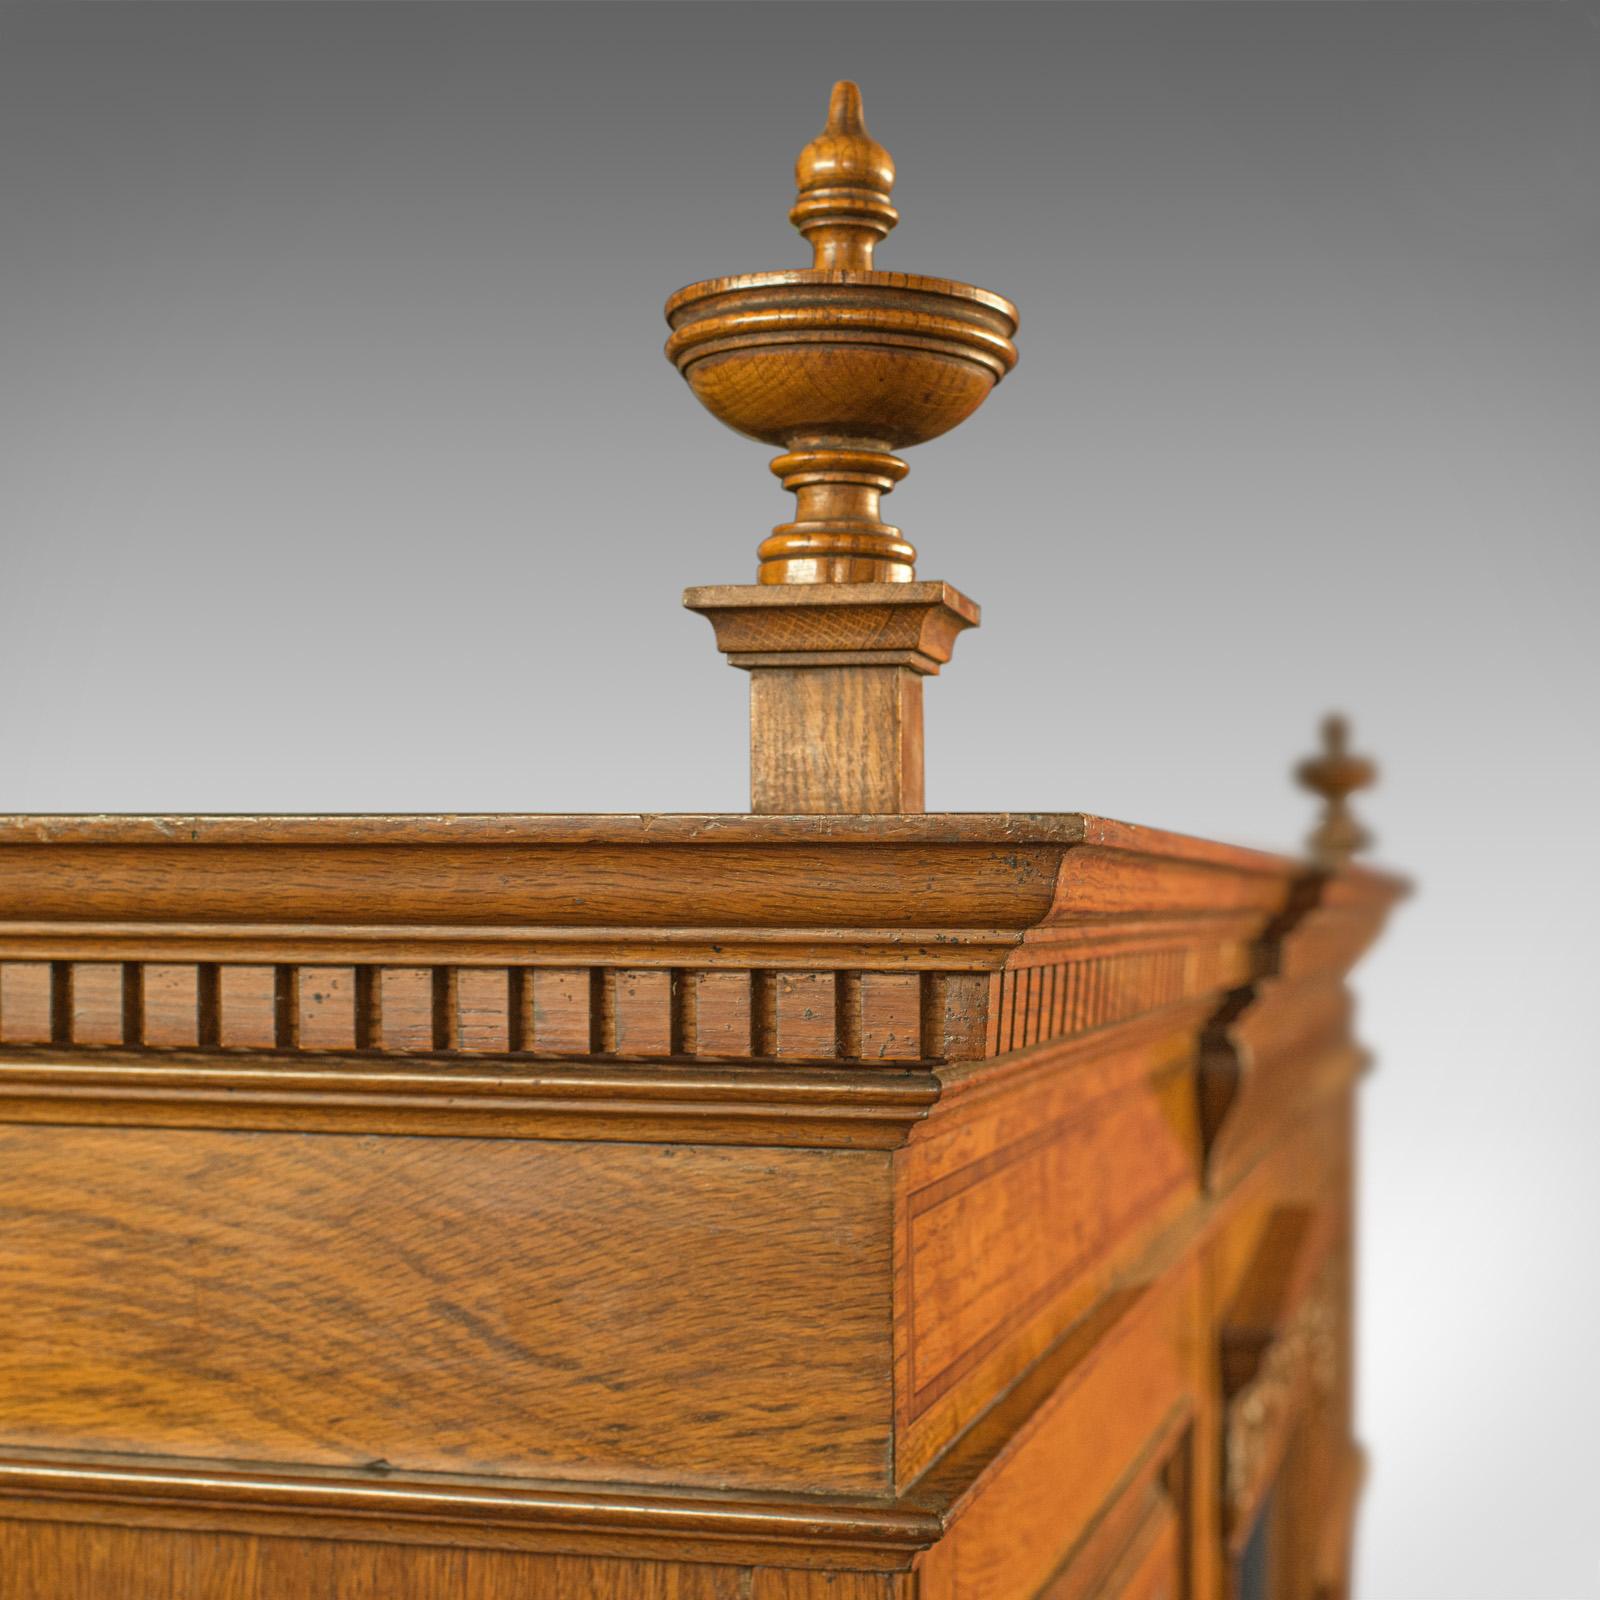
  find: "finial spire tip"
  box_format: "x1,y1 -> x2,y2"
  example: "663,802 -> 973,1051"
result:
791,79 -> 898,271
827,80 -> 867,135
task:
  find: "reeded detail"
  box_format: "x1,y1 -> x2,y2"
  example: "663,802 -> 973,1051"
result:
990,942 -> 1252,1056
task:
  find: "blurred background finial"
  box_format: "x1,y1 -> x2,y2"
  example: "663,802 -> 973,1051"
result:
1296,713 -> 1376,869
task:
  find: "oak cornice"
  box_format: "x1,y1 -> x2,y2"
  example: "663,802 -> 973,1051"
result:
0,814 -> 1309,938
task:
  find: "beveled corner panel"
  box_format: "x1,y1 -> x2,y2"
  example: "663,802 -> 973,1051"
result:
893,1010 -> 1208,1490
913,1269 -> 1197,1600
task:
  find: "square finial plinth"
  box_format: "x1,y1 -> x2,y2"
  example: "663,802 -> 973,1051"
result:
684,581 -> 979,814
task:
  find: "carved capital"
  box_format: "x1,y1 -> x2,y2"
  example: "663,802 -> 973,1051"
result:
684,580 -> 979,674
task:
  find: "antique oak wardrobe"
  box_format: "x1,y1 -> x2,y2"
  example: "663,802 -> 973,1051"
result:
0,84 -> 1401,1600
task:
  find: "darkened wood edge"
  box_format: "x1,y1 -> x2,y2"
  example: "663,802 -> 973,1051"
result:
0,909 -> 1277,968
0,844 -> 1281,938
0,1450 -> 941,1570
0,812 -> 1323,879
0,1053 -> 940,1148
0,815 -> 1404,915
0,923 -> 1029,967
907,1283 -> 1158,1515
0,813 -> 1089,848
1205,1042 -> 1370,1194
1195,856 -> 1403,1179
928,998 -> 1217,1106
664,268 -> 1018,323
1013,910 -> 1266,953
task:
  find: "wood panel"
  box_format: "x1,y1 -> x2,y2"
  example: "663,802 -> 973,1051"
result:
297,966 -> 356,1051
142,963 -> 199,1048
0,1519 -> 915,1600
615,969 -> 675,1057
750,1572 -> 910,1599
894,1020 -> 1202,1486
0,1128 -> 893,1495
1202,974 -> 1363,1191
218,965 -> 277,1049
0,963 -> 52,1043
380,966 -> 435,1051
455,968 -> 511,1053
1086,1504 -> 1180,1600
0,1522 -> 767,1600
67,963 -> 123,1045
915,1274 -> 1194,1600
773,971 -> 837,1059
0,810 -> 1399,1598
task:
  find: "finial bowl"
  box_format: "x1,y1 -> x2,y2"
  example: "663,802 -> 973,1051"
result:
664,270 -> 1018,450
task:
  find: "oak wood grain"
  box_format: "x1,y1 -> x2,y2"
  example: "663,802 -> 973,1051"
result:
0,1128 -> 894,1494
915,1273 -> 1193,1600
0,1522 -> 773,1600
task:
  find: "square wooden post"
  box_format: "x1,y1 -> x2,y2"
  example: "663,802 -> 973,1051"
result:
685,581 -> 979,814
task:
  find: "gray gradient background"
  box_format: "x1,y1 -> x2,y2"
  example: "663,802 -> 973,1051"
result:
2,4 -> 1597,1596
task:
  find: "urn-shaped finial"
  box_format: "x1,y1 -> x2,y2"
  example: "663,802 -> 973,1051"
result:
671,84 -> 1015,812
664,82 -> 1017,584
1296,714 -> 1378,869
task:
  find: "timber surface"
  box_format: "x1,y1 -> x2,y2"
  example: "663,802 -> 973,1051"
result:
0,811 -> 1403,1598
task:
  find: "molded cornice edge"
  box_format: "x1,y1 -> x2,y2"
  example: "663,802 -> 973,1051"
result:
0,1450 -> 943,1571
0,1054 -> 941,1148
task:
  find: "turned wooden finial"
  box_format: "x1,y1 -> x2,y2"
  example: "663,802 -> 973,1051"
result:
1296,714 -> 1377,869
664,82 -> 1017,588
666,84 -> 1017,811
790,81 -> 898,271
